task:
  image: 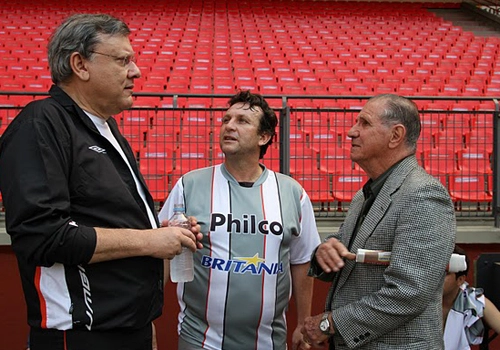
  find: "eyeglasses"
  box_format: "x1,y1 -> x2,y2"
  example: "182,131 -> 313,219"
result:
89,51 -> 137,67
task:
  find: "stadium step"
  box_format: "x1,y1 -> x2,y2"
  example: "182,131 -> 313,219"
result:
428,7 -> 500,38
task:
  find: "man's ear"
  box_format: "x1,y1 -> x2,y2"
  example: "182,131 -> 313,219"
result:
456,274 -> 467,286
259,132 -> 272,146
69,52 -> 90,81
388,124 -> 406,149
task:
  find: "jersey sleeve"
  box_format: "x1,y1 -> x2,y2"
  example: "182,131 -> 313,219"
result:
158,177 -> 185,223
289,188 -> 321,265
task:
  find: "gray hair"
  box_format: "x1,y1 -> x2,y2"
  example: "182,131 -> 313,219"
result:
369,94 -> 421,152
48,14 -> 130,84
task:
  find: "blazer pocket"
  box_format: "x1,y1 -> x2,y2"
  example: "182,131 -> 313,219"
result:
374,340 -> 428,350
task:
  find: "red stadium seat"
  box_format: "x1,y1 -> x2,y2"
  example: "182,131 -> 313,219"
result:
457,149 -> 492,174
119,110 -> 152,149
444,114 -> 472,135
440,83 -> 462,96
327,83 -> 349,95
451,101 -> 479,111
171,144 -> 210,184
448,172 -> 492,205
213,83 -> 235,94
373,83 -> 397,94
309,129 -> 338,152
289,145 -> 319,174
426,101 -> 453,111
467,129 -> 493,153
319,147 -> 356,174
190,76 -> 212,94
418,84 -> 441,96
484,84 -> 500,97
282,83 -> 304,94
416,129 -> 437,152
422,149 -> 458,175
397,82 -> 419,96
139,146 -> 175,201
291,169 -> 334,205
331,170 -> 367,203
259,84 -> 281,95
330,111 -> 355,133
147,125 -> 181,150
434,130 -> 466,152
463,84 -> 483,96
260,145 -> 280,171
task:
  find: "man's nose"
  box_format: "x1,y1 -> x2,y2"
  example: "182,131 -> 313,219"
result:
347,126 -> 357,138
129,62 -> 141,78
225,119 -> 236,130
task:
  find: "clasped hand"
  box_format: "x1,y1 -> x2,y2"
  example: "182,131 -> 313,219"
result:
151,217 -> 203,259
300,314 -> 330,348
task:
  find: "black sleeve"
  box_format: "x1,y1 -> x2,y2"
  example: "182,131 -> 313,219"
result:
308,245 -> 337,282
0,104 -> 96,266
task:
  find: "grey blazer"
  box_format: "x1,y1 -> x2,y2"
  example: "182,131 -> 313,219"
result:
314,156 -> 456,349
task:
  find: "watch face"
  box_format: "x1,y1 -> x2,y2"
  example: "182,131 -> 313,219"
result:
320,320 -> 329,332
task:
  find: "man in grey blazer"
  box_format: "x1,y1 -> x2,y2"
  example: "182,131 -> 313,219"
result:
301,94 -> 456,349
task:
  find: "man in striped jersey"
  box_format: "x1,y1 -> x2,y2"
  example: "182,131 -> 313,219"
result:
159,90 -> 321,350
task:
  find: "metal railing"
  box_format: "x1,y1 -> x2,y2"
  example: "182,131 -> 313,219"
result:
1,92 -> 499,225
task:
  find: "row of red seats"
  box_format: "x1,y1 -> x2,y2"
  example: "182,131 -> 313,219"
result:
137,145 -> 493,205
126,125 -> 493,172
123,128 -> 493,156
0,4 -> 498,93
0,1 -> 460,20
1,20 -> 469,40
285,146 -> 493,174
136,81 -> 500,97
116,107 -> 492,130
292,169 -> 493,206
1,75 -> 498,97
137,63 -> 500,80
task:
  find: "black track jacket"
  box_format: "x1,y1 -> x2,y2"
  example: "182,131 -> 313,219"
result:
0,85 -> 163,331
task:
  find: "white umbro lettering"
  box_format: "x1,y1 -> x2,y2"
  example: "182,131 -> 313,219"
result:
78,265 -> 94,330
88,145 -> 106,154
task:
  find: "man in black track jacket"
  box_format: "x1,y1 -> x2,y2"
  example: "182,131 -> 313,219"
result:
0,14 -> 201,350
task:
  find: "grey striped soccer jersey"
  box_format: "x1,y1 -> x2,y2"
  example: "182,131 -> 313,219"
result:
159,164 -> 320,350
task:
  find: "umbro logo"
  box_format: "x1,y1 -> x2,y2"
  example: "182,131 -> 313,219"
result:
89,145 -> 106,154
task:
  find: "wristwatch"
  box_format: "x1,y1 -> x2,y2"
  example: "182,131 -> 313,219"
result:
319,312 -> 334,335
